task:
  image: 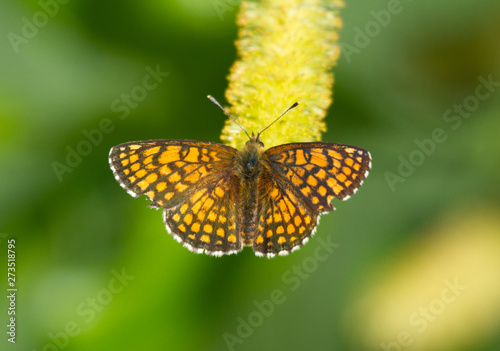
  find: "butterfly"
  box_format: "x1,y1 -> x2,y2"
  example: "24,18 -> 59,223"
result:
109,97 -> 371,257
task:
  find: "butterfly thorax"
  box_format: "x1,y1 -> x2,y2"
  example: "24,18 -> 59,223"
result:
236,134 -> 266,245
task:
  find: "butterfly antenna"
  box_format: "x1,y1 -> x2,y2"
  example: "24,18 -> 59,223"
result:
207,95 -> 251,140
258,102 -> 299,136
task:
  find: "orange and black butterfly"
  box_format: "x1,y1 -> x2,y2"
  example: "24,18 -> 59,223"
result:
109,97 -> 371,257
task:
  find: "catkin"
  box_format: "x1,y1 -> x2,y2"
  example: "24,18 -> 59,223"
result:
221,0 -> 345,148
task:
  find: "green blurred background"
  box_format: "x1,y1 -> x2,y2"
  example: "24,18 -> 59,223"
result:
1,0 -> 500,350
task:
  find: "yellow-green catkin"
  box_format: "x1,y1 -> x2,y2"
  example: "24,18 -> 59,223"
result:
221,0 -> 344,149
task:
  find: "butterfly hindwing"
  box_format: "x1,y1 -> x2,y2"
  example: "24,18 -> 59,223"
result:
163,171 -> 242,256
253,168 -> 318,257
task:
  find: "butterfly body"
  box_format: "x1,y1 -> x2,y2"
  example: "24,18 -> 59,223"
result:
110,134 -> 371,257
235,134 -> 266,245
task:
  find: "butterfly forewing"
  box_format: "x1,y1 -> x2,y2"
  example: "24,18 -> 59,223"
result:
264,142 -> 371,207
109,140 -> 237,206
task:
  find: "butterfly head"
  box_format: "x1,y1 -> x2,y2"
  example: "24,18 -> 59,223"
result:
246,132 -> 265,149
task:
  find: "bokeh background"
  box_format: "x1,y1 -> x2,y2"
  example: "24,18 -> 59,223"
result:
1,0 -> 500,350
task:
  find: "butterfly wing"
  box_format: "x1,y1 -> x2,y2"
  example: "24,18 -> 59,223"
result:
163,174 -> 242,256
253,142 -> 371,257
109,140 -> 242,255
253,168 -> 320,257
